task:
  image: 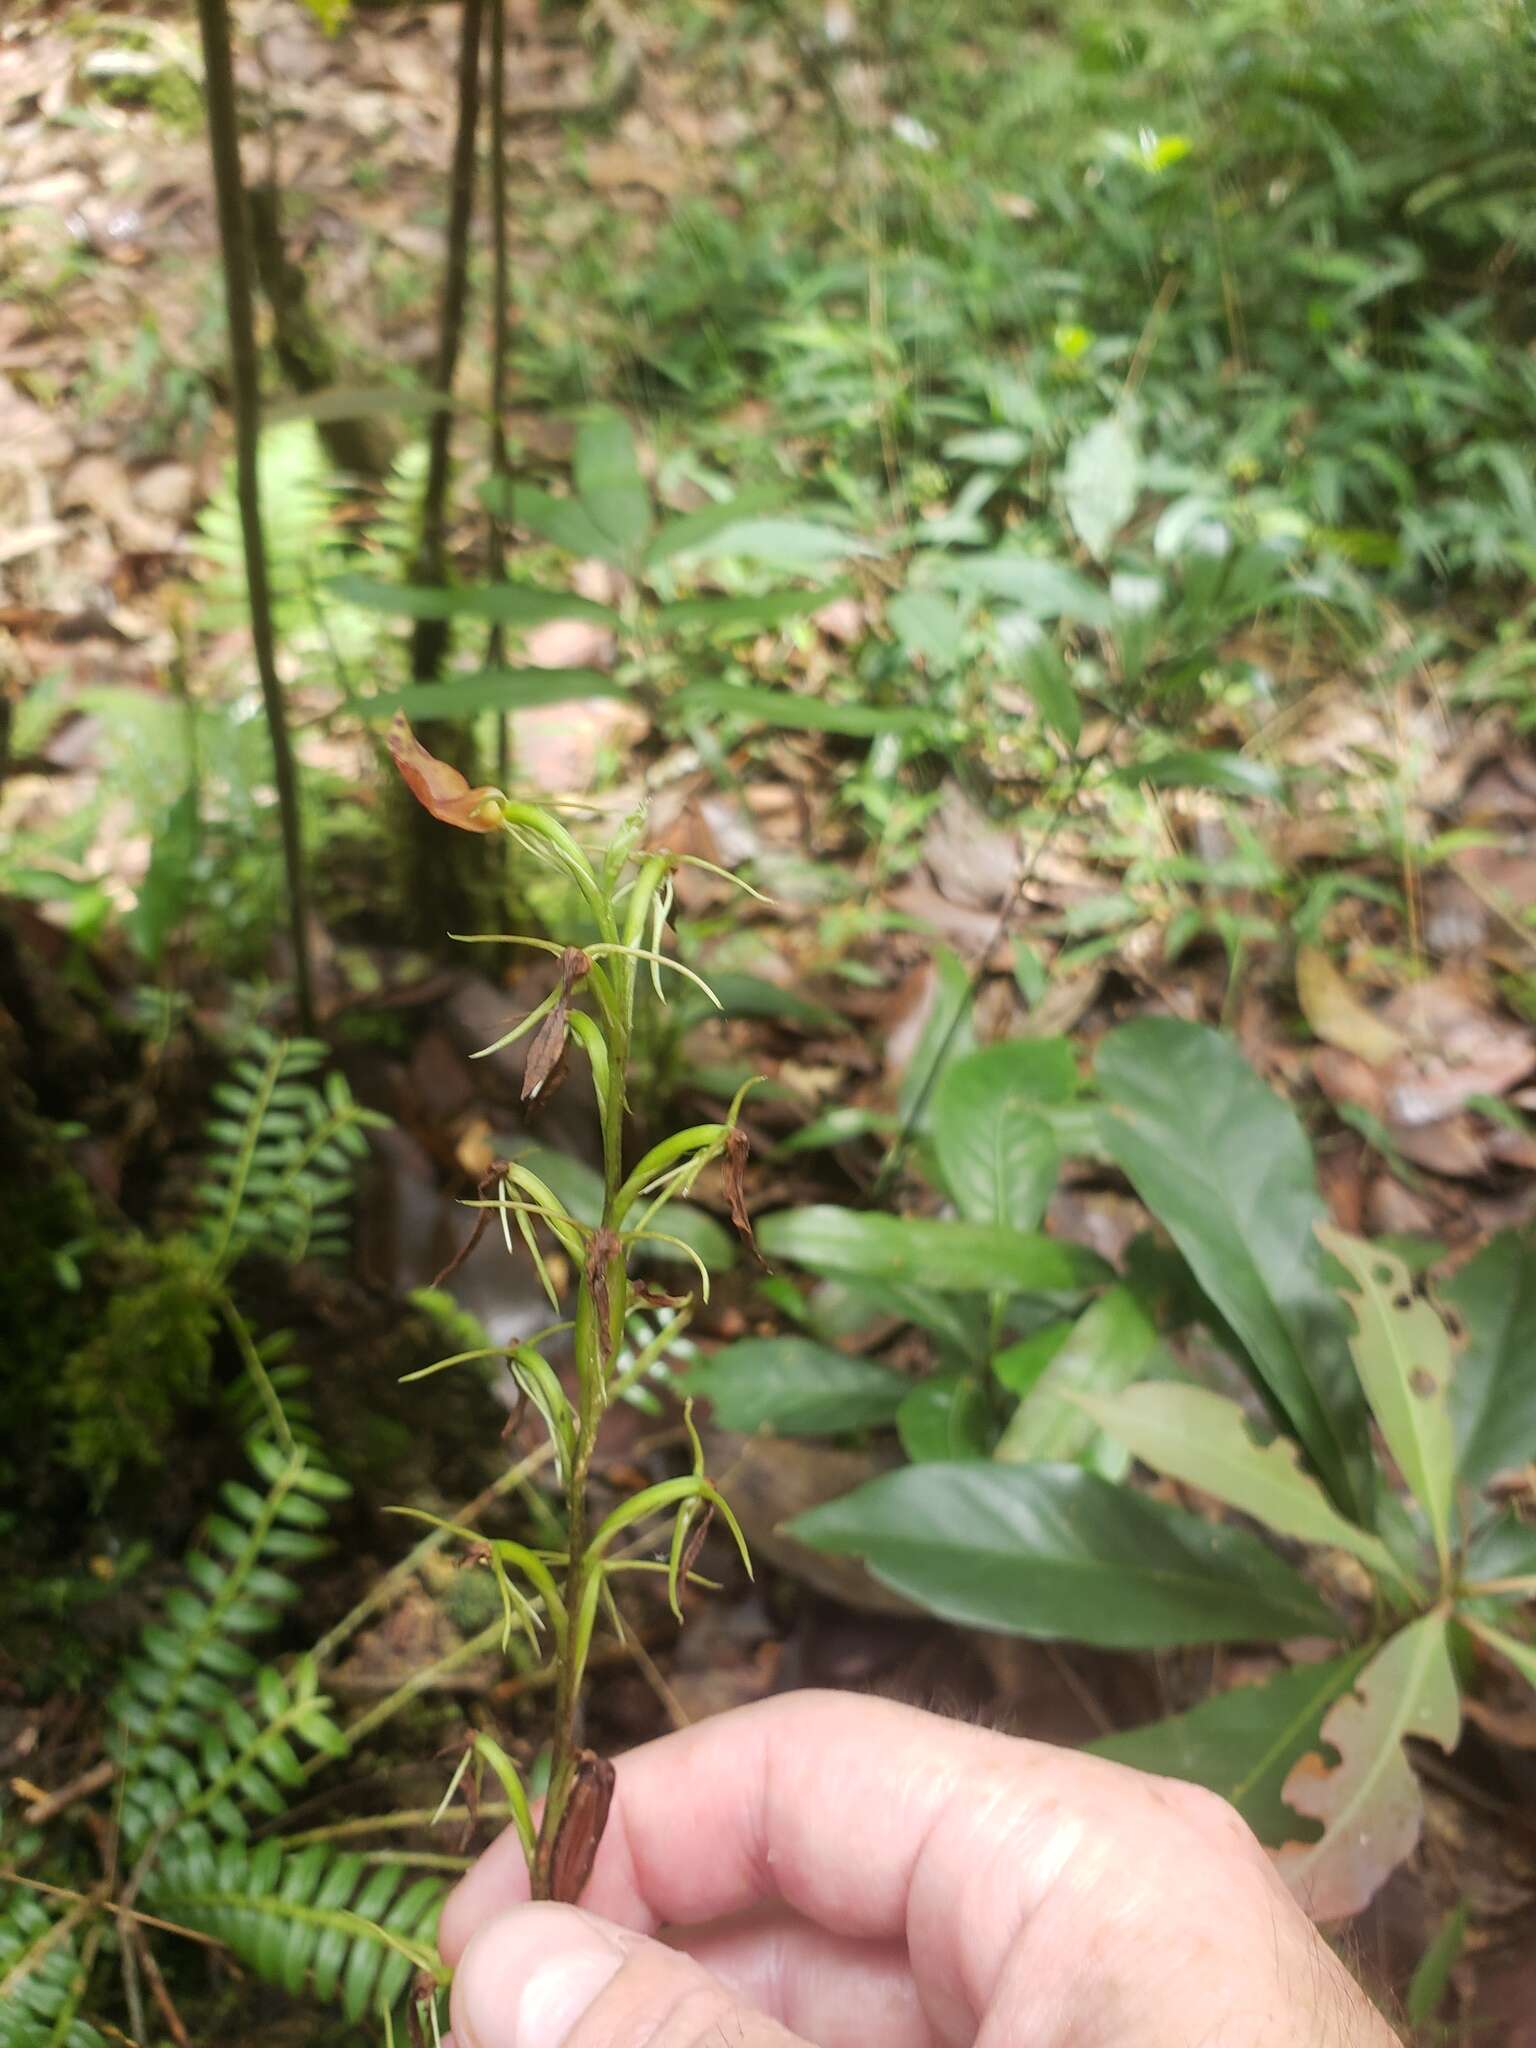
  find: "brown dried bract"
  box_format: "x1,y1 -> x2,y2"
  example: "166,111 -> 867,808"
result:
679,1501 -> 715,1592
522,948 -> 591,1109
549,1749 -> 617,1905
723,1125 -> 763,1265
585,1226 -> 623,1366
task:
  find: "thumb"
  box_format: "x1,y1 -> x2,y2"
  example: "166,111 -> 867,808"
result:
447,1901 -> 810,2048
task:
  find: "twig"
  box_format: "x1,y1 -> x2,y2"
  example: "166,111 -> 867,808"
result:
194,0 -> 315,1030
19,1757 -> 116,1826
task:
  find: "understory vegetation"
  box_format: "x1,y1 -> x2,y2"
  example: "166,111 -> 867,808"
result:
3,0 -> 1535,2039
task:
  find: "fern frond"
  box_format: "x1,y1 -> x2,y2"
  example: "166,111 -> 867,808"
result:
0,1892 -> 106,2048
197,1030 -> 387,1270
148,1839 -> 447,2025
109,1437 -> 348,1821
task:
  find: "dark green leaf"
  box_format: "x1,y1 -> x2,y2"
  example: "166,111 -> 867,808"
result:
685,1338 -> 907,1436
573,409 -> 653,558
896,1374 -> 993,1461
1117,750 -> 1286,802
329,573 -> 617,628
1091,1649 -> 1372,1841
1096,1019 -> 1371,1521
933,1041 -> 1078,1229
1443,1230 -> 1536,1489
366,668 -> 621,719
788,1462 -> 1342,1647
757,1207 -> 1109,1296
674,683 -> 940,738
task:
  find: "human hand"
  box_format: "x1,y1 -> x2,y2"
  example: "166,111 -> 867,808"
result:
437,1689 -> 1400,2048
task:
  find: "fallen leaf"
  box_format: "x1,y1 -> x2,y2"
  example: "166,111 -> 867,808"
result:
1296,947 -> 1409,1067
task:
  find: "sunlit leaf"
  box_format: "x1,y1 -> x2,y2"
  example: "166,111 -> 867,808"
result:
645,485 -> 792,566
887,589 -> 965,672
1062,413 -> 1140,560
788,1463 -> 1343,1647
1319,1228 -> 1457,1578
573,409 -> 653,559
1117,750 -> 1286,802
1275,1611 -> 1460,1920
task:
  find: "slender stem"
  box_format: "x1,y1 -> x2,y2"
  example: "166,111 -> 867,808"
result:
485,0 -> 514,786
194,0 -> 314,1031
410,0 -> 487,702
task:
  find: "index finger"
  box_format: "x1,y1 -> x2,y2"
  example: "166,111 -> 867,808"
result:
437,1689 -> 1251,2019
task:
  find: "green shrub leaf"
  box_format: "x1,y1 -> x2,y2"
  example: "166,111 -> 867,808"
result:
1443,1229 -> 1536,1490
573,409 -> 653,559
932,1040 -> 1077,1229
685,1338 -> 907,1436
994,1286 -> 1165,1466
757,1206 -> 1109,1295
1096,1019 -> 1372,1522
787,1462 -> 1342,1646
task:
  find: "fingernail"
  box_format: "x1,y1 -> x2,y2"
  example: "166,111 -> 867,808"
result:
516,1945 -> 624,2045
457,1909 -> 626,2048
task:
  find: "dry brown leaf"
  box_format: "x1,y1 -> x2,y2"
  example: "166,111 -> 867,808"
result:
1296,946 -> 1409,1067
583,145 -> 689,195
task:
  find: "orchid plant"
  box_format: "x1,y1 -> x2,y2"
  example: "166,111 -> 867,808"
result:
389,714 -> 755,1901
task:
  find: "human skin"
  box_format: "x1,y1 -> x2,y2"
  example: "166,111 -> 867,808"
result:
437,1689 -> 1401,2048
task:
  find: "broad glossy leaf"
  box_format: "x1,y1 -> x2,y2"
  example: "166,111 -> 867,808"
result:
480,479 -> 618,561
888,589 -> 964,672
1116,749 -> 1286,802
1062,414 -> 1139,560
991,1321 -> 1071,1397
788,1462 -> 1341,1647
896,1374 -> 993,1461
756,1207 -> 1109,1296
685,1338 -> 906,1436
1092,1649 -> 1373,1842
1443,1229 -> 1536,1489
1275,1611 -> 1460,1920
1320,1229 -> 1457,1576
573,409 -> 652,559
1075,1380 -> 1401,1583
994,1286 -> 1164,1465
330,573 -> 617,628
674,683 -> 939,738
933,1040 -> 1078,1229
645,485 -> 790,567
1096,1019 -> 1371,1522
368,668 -> 621,719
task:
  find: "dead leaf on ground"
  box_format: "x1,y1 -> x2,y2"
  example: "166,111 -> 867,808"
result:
1296,946 -> 1410,1066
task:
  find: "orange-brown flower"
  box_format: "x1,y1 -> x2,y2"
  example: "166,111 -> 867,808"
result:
388,713 -> 506,832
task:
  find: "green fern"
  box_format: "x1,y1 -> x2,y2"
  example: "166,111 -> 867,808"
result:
149,1838 -> 446,2025
109,1435 -> 347,1806
198,1029 -> 389,1270
195,421 -> 342,638
0,1893 -> 106,2048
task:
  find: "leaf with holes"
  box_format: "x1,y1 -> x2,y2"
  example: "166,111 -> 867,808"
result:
1319,1228 -> 1457,1578
1275,1611 -> 1460,1920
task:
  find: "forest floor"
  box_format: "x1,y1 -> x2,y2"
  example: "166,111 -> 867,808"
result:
4,1 -> 1536,2040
